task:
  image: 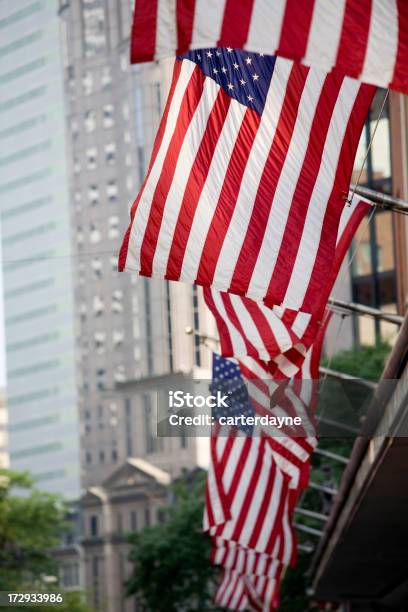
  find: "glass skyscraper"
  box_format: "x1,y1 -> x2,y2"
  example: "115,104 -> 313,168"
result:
0,0 -> 80,498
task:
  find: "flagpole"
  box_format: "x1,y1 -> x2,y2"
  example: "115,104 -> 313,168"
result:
327,297 -> 404,325
349,183 -> 408,214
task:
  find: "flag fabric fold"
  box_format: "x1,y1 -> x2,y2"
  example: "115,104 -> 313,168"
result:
130,0 -> 408,95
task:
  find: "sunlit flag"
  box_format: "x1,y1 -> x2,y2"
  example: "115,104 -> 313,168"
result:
130,0 -> 408,94
119,49 -> 374,316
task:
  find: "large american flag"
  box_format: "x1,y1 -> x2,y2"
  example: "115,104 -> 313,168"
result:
204,195 -> 372,362
119,49 -> 374,314
130,0 -> 408,94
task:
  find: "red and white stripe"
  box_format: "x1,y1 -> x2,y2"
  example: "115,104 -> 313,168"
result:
204,195 -> 372,362
130,0 -> 408,94
215,569 -> 280,611
119,55 -> 374,313
205,435 -> 296,560
211,542 -> 283,579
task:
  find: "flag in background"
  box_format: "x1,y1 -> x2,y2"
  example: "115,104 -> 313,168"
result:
130,0 -> 408,94
119,48 -> 374,315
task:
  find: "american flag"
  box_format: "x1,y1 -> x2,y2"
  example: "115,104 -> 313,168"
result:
119,49 -> 374,315
130,0 -> 408,94
210,353 -> 255,436
215,568 -> 280,611
203,195 -> 372,363
211,542 -> 282,579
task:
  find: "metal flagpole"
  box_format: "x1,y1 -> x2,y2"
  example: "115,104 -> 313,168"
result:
327,297 -> 404,325
349,183 -> 408,214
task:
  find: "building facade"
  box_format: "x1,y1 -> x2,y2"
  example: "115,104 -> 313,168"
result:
59,0 -> 214,488
0,391 -> 8,469
0,0 -> 80,498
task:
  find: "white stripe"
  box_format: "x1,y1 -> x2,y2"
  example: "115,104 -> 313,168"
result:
212,57 -> 293,291
125,60 -> 196,272
360,0 -> 399,87
256,464 -> 284,551
283,77 -> 361,308
152,77 -> 219,276
245,0 -> 287,53
155,0 -> 177,59
303,0 -> 346,72
179,102 -> 247,282
190,0 -> 226,48
239,447 -> 272,547
247,68 -> 326,300
212,292 -> 248,357
221,437 -> 245,493
222,439 -> 261,540
230,294 -> 270,359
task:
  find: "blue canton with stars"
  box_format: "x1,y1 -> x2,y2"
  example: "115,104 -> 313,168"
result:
179,47 -> 276,116
210,353 -> 254,436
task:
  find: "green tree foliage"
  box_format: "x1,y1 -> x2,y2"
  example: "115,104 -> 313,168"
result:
0,469 -> 92,612
126,471 -> 222,612
324,341 -> 391,381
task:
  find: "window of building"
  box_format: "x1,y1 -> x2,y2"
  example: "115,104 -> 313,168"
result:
103,104 -> 114,128
90,515 -> 99,537
105,142 -> 116,165
83,5 -> 106,58
112,289 -> 123,313
86,146 -> 97,169
93,295 -> 104,316
124,131 -> 131,144
106,180 -> 118,202
126,175 -> 133,191
84,109 -> 96,132
113,330 -> 124,348
99,450 -> 105,464
112,448 -> 118,463
91,258 -> 102,278
130,510 -> 138,531
157,508 -> 166,524
89,223 -> 101,243
88,184 -> 99,205
114,364 -> 125,383
117,512 -> 123,534
86,451 -> 92,465
144,507 -> 151,527
82,71 -> 93,95
101,65 -> 112,88
108,215 -> 119,239
143,394 -> 156,454
94,331 -> 106,353
350,90 -> 396,345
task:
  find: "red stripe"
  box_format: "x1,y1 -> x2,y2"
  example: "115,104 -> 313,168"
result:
118,59 -> 182,271
210,437 -> 231,523
176,0 -> 196,55
230,439 -> 266,543
218,0 -> 255,48
229,64 -> 308,295
130,0 -> 158,63
276,0 -> 315,62
139,66 -> 205,277
203,289 -> 234,356
335,0 -> 372,79
265,70 -> 344,305
264,475 -> 288,555
301,83 -> 375,314
244,300 -> 297,356
165,89 -> 231,280
195,107 -> 261,286
246,458 -> 279,549
390,0 -> 408,91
